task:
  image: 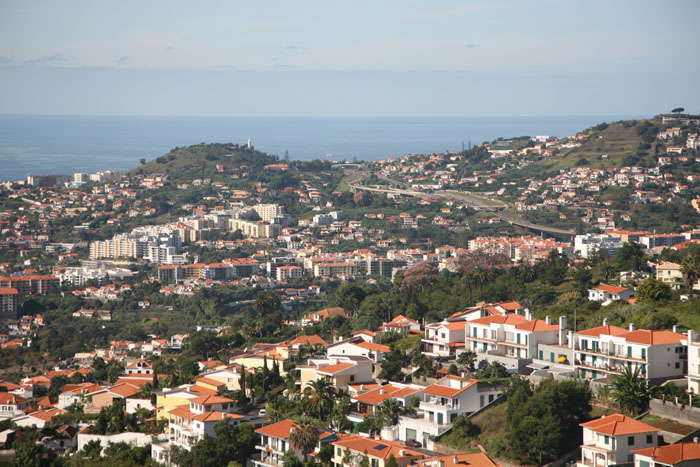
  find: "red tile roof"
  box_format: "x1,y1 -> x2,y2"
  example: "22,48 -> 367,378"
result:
633,442 -> 700,464
581,414 -> 658,435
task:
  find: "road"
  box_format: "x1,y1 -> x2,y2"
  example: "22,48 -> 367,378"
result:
347,171 -> 575,236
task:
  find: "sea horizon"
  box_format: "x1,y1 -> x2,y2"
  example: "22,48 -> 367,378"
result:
0,113 -> 649,182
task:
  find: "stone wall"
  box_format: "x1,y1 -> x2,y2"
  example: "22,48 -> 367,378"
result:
649,398 -> 700,425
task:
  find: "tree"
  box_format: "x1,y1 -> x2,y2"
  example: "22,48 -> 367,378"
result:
682,251 -> 700,298
378,398 -> 403,425
457,351 -> 477,372
302,379 -> 336,419
671,107 -> 685,115
612,366 -> 650,415
636,276 -> 672,303
289,423 -> 319,463
385,454 -> 399,467
139,158 -> 146,165
503,379 -> 591,465
282,449 -> 303,467
378,347 -> 405,382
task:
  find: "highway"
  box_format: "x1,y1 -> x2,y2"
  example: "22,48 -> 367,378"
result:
347,171 -> 575,236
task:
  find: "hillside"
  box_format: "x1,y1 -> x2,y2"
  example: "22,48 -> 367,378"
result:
539,116 -> 663,170
128,142 -> 280,181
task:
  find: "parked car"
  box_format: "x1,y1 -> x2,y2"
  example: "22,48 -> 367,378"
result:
405,439 -> 421,448
259,409 -> 266,416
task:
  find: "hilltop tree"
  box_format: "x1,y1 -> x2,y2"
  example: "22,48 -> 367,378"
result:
671,107 -> 685,115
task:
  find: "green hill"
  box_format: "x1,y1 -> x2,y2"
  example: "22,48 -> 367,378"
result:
128,143 -> 280,181
539,116 -> 664,170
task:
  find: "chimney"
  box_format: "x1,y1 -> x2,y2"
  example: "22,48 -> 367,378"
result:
400,449 -> 407,457
568,330 -> 574,349
673,325 -> 679,334
690,330 -> 697,343
629,323 -> 636,332
545,316 -> 552,325
453,456 -> 459,464
694,436 -> 700,443
559,316 -> 568,346
379,389 -> 384,395
525,310 -> 533,321
603,318 -> 610,326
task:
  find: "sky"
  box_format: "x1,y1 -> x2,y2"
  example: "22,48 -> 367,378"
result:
0,0 -> 699,117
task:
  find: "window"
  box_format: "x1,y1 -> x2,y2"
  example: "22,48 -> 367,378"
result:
337,447 -> 342,457
371,459 -> 378,467
350,375 -> 355,382
676,362 -> 680,369
639,461 -> 650,467
628,435 -> 634,445
516,334 -> 521,344
646,434 -> 653,444
472,328 -> 477,337
641,348 -> 646,359
627,346 -> 632,357
550,352 -> 554,362
441,333 -> 446,339
604,435 -> 609,444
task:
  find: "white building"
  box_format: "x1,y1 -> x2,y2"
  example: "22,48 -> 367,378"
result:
422,321 -> 466,358
327,337 -> 391,364
588,284 -> 635,302
391,376 -> 502,446
656,261 -> 684,290
574,234 -> 624,258
254,418 -> 336,467
465,314 -> 564,371
577,414 -> 659,467
575,321 -> 687,382
276,265 -> 302,282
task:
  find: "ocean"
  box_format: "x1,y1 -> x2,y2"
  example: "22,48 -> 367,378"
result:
0,114 -> 645,182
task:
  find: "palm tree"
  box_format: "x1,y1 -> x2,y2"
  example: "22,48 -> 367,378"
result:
611,366 -> 650,415
303,379 -> 336,419
378,398 -> 403,425
289,422 -> 319,463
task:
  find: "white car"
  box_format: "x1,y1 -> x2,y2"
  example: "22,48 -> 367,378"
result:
259,409 -> 266,416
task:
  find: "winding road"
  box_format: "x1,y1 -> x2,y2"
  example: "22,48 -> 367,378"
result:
347,170 -> 575,236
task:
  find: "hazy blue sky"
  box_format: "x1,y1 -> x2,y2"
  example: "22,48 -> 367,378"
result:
1,0 -> 698,116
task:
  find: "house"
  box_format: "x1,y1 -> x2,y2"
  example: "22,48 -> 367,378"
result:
575,320 -> 687,383
301,307 -> 349,327
327,337 -> 391,363
465,313 -> 564,372
157,394 -> 246,456
414,452 -> 501,467
155,383 -> 218,420
253,418 -> 336,467
391,376 -> 502,446
0,392 -> 32,419
350,383 -> 425,422
633,442 -> 700,467
299,356 -> 373,390
378,314 -> 422,336
196,365 -> 247,391
13,408 -> 66,429
588,284 -> 635,302
330,435 -> 424,467
125,358 -> 153,376
656,261 -> 684,290
352,330 -> 378,343
84,383 -> 144,412
577,414 -> 659,467
422,321 -> 466,358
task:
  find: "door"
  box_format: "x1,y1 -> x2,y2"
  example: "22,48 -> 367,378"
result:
437,412 -> 443,425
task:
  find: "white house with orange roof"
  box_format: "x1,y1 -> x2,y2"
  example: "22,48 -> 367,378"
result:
331,435 -> 424,467
388,376 -> 502,446
299,356 -> 373,390
0,392 -> 32,419
350,382 -> 425,422
254,418 -> 337,467
328,337 -> 391,363
352,329 -> 378,343
125,358 -> 153,376
575,320 -> 687,382
13,407 -> 66,429
465,313 -> 564,372
422,321 -> 466,358
378,314 -> 422,336
163,394 -> 246,450
588,284 -> 635,303
578,414 -> 659,467
633,442 -> 700,467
